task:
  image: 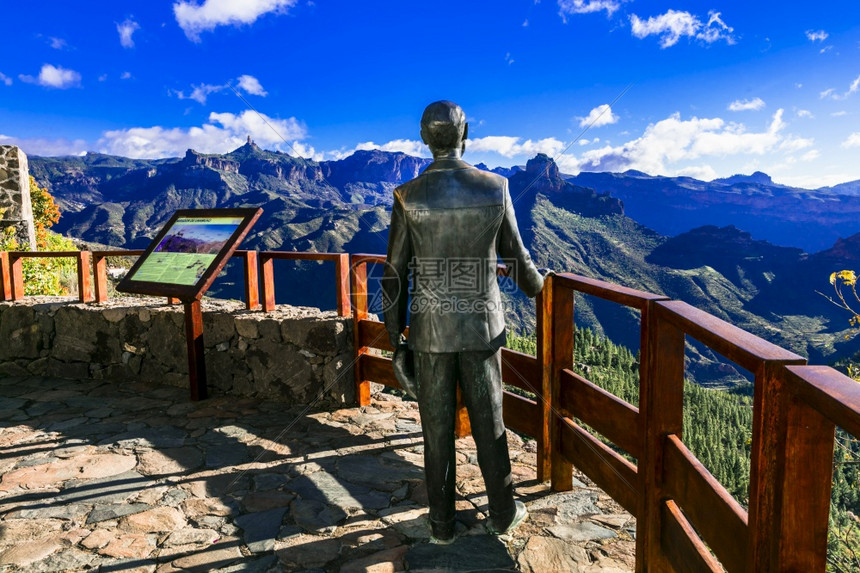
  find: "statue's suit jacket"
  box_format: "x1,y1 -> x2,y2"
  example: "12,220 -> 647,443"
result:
383,157 -> 544,353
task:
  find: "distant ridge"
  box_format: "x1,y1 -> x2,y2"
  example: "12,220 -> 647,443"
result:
712,171 -> 779,186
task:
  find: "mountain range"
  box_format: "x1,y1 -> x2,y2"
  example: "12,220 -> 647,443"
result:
27,143 -> 860,386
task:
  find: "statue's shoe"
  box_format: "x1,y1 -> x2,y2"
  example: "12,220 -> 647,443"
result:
487,500 -> 528,535
429,534 -> 456,545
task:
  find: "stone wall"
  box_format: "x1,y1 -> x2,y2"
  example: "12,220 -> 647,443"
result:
0,145 -> 36,250
0,297 -> 355,405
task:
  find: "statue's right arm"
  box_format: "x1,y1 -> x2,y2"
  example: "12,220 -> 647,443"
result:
382,193 -> 411,348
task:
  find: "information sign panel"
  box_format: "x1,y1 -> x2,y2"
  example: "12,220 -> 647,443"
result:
117,208 -> 261,300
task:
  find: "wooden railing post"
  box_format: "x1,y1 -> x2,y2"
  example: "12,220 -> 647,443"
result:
637,301 -> 685,572
93,253 -> 108,302
550,276 -> 575,491
335,253 -> 351,317
351,257 -> 371,406
77,250 -> 93,302
184,299 -> 207,401
242,251 -> 260,310
748,361 -> 829,572
0,251 -> 11,301
261,253 -> 275,312
535,283 -> 552,482
10,253 -> 24,300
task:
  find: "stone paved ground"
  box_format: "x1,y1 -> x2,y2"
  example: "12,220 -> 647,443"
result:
0,375 -> 635,572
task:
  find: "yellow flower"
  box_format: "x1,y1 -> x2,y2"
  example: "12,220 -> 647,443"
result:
836,270 -> 857,286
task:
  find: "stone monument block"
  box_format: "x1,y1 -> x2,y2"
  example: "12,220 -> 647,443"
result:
0,145 -> 36,250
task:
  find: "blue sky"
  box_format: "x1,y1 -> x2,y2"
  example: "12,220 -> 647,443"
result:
1,1 -> 858,187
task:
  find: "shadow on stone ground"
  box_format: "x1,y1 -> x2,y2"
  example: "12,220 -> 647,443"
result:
0,375 -> 635,572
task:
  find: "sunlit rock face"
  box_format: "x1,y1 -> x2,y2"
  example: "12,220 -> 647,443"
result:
0,145 -> 36,249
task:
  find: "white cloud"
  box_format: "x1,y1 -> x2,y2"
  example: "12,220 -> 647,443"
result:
832,111 -> 848,117
174,0 -> 298,41
117,18 -> 140,48
172,83 -> 224,104
820,74 -> 860,100
630,9 -> 734,48
557,0 -> 620,21
355,139 -> 428,157
820,45 -> 833,54
802,149 -> 820,161
172,74 -> 267,104
676,165 -> 718,181
806,29 -> 828,42
505,52 -> 515,65
796,109 -> 813,118
577,104 -> 619,128
575,109 -> 802,176
522,19 -> 529,27
842,132 -> 860,148
19,64 -> 81,89
120,71 -> 132,80
97,110 -> 306,158
468,136 -> 566,158
48,37 -> 67,50
778,135 -> 814,153
237,74 -> 267,96
0,134 -> 87,156
0,72 -> 11,86
351,135 -> 567,161
728,97 -> 765,111
288,141 -> 322,160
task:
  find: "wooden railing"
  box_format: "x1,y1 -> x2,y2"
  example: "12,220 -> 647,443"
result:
1,250 -> 95,302
349,256 -> 860,573
2,249 -> 351,316
4,247 -> 859,571
260,251 -> 350,316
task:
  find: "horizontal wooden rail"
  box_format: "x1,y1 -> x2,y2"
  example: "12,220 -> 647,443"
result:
558,369 -> 642,459
655,299 -> 803,372
554,272 -> 669,309
261,251 -> 349,316
502,391 -> 540,437
662,499 -> 723,573
500,348 -> 540,395
558,416 -> 639,514
786,364 -> 860,436
662,434 -> 748,573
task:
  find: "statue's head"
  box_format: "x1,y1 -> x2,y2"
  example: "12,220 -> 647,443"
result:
420,101 -> 468,156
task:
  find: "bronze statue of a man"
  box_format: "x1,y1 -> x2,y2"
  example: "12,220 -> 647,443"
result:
382,100 -> 545,543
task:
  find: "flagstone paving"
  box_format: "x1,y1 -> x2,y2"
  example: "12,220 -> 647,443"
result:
0,374 -> 635,572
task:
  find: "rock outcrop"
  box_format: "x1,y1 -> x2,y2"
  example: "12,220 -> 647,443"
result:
0,145 -> 36,249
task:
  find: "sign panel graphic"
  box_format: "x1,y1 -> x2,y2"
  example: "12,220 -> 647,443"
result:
117,208 -> 261,300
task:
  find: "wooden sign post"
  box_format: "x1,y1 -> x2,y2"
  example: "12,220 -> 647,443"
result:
116,208 -> 262,400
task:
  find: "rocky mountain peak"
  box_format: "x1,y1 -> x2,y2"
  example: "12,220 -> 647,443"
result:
715,171 -> 774,186
510,154 -> 623,217
180,149 -> 240,173
525,153 -> 561,180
